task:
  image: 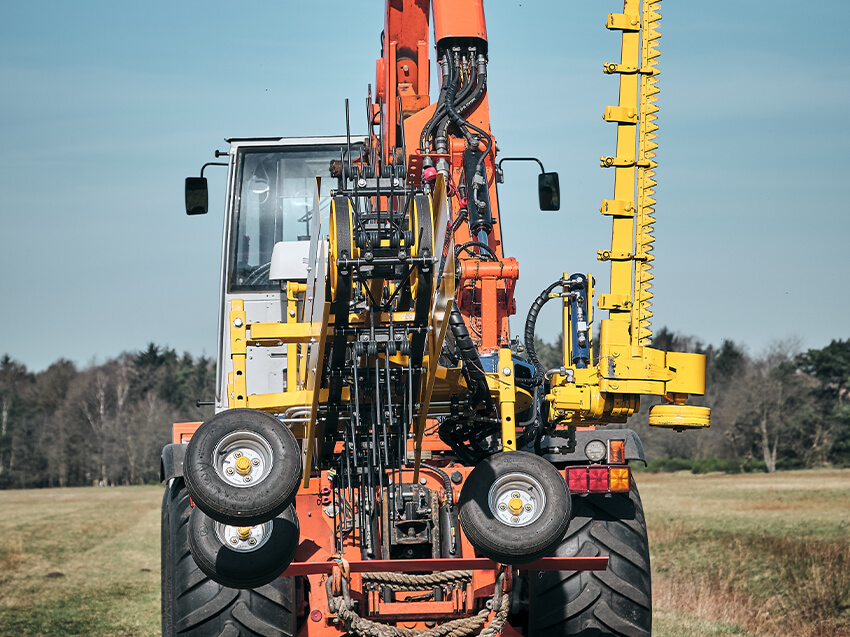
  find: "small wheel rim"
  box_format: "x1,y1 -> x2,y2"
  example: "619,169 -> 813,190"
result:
215,520 -> 273,553
213,429 -> 274,488
488,472 -> 547,528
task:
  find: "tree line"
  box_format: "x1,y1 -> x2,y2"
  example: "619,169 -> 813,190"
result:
1,333 -> 848,488
0,345 -> 214,489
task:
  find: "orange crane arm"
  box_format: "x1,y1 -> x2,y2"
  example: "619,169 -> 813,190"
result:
377,0 -> 514,353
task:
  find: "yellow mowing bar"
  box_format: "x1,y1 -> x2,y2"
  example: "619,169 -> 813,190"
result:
599,0 -> 661,347
633,0 -> 661,346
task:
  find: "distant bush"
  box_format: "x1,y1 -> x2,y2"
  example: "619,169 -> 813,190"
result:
633,457 -> 768,474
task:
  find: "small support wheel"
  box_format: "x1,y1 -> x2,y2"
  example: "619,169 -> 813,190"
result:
458,451 -> 570,564
184,409 -> 302,526
188,504 -> 300,590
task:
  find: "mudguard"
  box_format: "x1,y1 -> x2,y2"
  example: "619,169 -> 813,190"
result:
160,443 -> 186,483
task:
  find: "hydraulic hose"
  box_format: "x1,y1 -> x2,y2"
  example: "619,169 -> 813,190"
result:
455,240 -> 498,261
449,305 -> 486,386
444,59 -> 474,144
524,279 -> 565,381
448,305 -> 494,414
421,57 -> 450,150
421,463 -> 454,510
436,54 -> 466,145
421,462 -> 460,557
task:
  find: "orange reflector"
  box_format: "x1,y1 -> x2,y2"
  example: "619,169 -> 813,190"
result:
609,467 -> 630,492
609,440 -> 625,464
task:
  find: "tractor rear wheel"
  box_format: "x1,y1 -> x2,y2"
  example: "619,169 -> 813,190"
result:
162,478 -> 298,637
527,477 -> 651,637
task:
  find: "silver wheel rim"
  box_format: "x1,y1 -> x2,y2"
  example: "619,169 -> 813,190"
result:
488,472 -> 547,528
215,520 -> 273,553
213,430 -> 274,487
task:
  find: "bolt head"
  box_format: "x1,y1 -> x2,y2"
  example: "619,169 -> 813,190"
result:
502,367 -> 512,376
230,537 -> 238,544
244,475 -> 251,482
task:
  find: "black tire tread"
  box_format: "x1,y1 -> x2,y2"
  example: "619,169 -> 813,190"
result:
458,451 -> 571,564
188,504 -> 299,590
184,409 -> 301,526
528,479 -> 651,637
162,486 -> 174,637
162,478 -> 297,637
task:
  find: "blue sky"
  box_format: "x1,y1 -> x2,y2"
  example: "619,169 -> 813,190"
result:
1,1 -> 848,372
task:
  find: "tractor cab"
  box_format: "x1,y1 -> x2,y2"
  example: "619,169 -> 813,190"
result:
187,136 -> 367,410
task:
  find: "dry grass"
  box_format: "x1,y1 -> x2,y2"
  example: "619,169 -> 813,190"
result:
0,538 -> 24,571
0,485 -> 162,636
0,471 -> 847,636
639,469 -> 850,637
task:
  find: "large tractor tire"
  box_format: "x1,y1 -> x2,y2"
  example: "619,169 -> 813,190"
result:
527,478 -> 651,637
162,478 -> 298,637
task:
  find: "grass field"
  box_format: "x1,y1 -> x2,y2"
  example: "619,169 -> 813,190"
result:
0,470 -> 848,636
642,469 -> 850,637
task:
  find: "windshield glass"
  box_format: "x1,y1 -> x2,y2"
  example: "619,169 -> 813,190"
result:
230,145 -> 352,291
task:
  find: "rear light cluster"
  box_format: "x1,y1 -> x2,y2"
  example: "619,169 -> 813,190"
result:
566,465 -> 630,493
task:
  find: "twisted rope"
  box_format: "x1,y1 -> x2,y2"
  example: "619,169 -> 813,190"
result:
361,570 -> 473,591
326,573 -> 510,637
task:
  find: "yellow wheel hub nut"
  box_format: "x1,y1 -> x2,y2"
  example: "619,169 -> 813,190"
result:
235,456 -> 252,475
236,526 -> 251,541
508,497 -> 524,516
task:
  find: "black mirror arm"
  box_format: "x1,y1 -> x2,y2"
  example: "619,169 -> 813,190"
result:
497,157 -> 547,175
201,161 -> 228,178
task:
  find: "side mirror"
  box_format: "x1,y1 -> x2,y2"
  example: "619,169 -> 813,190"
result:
538,172 -> 560,211
185,177 -> 209,215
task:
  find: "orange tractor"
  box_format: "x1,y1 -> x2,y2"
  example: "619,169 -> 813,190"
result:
162,1 -> 708,635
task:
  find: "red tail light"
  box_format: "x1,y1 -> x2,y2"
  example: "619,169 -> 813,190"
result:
567,467 -> 588,492
565,466 -> 631,494
588,466 -> 608,492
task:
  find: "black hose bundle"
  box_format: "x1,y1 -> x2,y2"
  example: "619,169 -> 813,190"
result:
421,45 -> 489,155
454,240 -> 498,261
448,305 -> 492,410
438,306 -> 499,463
524,279 -> 565,382
438,415 -> 500,465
